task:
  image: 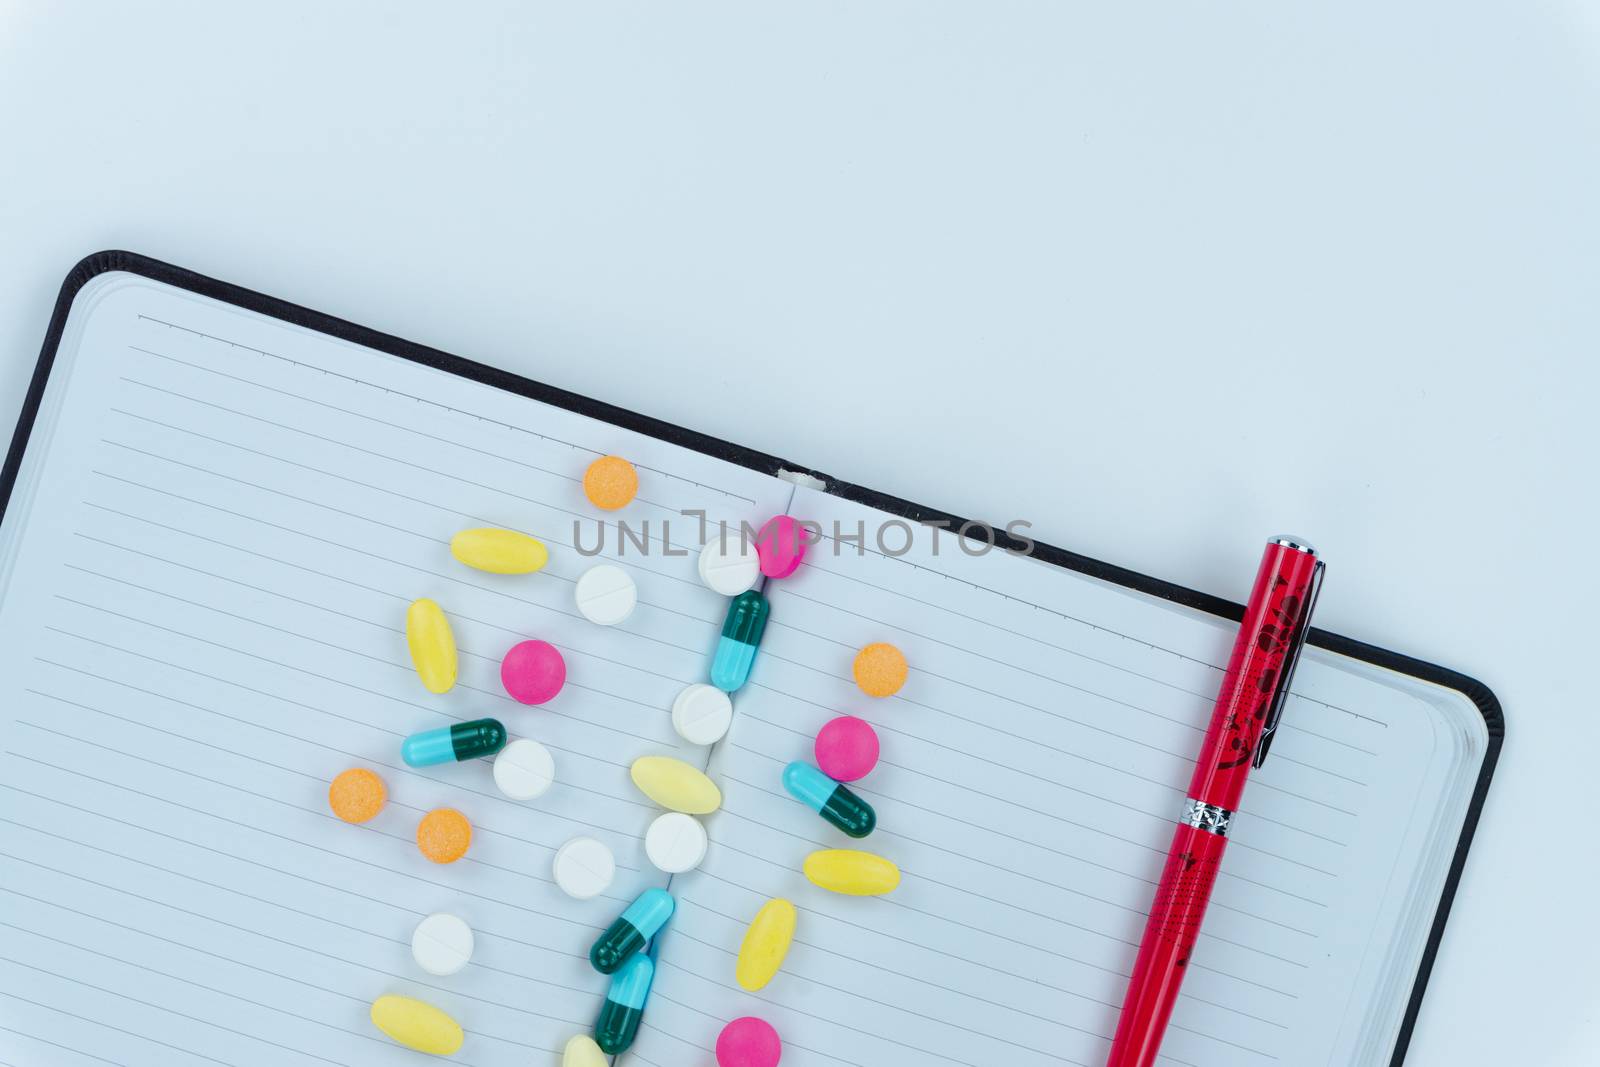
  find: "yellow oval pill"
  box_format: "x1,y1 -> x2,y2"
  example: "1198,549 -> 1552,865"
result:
803,849 -> 900,896
407,598 -> 458,694
630,756 -> 722,814
736,898 -> 797,991
370,994 -> 464,1056
563,1034 -> 608,1067
450,528 -> 550,575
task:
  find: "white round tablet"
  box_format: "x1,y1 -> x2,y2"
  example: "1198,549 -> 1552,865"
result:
645,812 -> 708,874
575,564 -> 637,625
697,537 -> 761,596
553,835 -> 615,899
670,683 -> 733,746
411,912 -> 474,976
493,738 -> 555,800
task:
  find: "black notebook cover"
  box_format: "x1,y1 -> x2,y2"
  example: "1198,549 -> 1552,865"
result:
5,250 -> 1503,1067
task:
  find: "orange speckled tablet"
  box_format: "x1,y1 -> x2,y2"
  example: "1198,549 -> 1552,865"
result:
853,642 -> 908,698
417,808 -> 472,864
583,455 -> 638,510
329,768 -> 386,824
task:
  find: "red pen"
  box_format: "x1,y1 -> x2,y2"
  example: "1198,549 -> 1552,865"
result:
1105,537 -> 1325,1067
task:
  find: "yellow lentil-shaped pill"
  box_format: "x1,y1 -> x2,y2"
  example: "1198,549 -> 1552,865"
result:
370,994 -> 464,1056
736,898 -> 797,991
407,598 -> 458,694
630,756 -> 722,814
450,528 -> 550,575
803,849 -> 900,896
563,1034 -> 608,1067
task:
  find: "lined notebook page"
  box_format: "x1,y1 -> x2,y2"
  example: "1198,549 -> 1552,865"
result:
0,275 -> 794,1066
633,487 -> 1454,1067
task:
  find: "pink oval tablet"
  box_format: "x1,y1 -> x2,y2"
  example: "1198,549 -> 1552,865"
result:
501,640 -> 566,704
716,1016 -> 782,1067
755,515 -> 807,579
814,715 -> 879,782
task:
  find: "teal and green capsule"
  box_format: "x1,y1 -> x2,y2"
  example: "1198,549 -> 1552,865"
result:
783,761 -> 876,838
710,590 -> 769,692
401,718 -> 507,767
590,888 -> 674,974
594,950 -> 655,1054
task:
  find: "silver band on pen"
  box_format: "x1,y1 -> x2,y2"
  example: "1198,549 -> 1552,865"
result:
1181,798 -> 1234,837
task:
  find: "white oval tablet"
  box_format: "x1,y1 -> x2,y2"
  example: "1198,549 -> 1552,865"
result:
493,738 -> 555,800
411,912 -> 474,976
697,538 -> 761,596
575,564 -> 637,626
645,812 -> 708,874
670,683 -> 733,746
553,835 -> 615,899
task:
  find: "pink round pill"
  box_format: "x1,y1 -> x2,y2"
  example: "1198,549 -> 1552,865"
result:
814,715 -> 879,782
755,515 -> 807,579
500,640 -> 566,705
716,1016 -> 781,1067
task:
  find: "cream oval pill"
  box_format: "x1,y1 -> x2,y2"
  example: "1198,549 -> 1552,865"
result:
630,756 -> 722,814
735,898 -> 796,991
553,835 -> 616,899
670,683 -> 733,746
493,738 -> 556,800
412,912 -> 474,976
564,1034 -> 609,1067
698,537 -> 761,596
406,599 -> 457,694
370,994 -> 464,1056
802,849 -> 900,896
575,564 -> 637,626
645,812 -> 708,874
450,527 -> 549,574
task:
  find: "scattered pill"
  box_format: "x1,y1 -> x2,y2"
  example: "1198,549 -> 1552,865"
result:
450,527 -> 549,574
754,515 -> 807,578
814,716 -> 880,782
406,599 -> 458,694
803,848 -> 900,895
412,913 -> 475,976
710,590 -> 769,692
370,994 -> 464,1056
493,738 -> 555,800
594,952 -> 655,1054
563,1034 -> 608,1067
417,808 -> 472,864
502,639 -> 567,704
735,899 -> 796,992
584,455 -> 638,511
645,812 -> 709,874
853,642 -> 908,698
631,756 -> 722,814
328,768 -> 386,824
698,536 -> 761,596
553,835 -> 616,899
717,1016 -> 783,1067
782,762 -> 876,838
402,718 -> 507,767
671,683 -> 733,746
591,887 -> 675,974
575,564 -> 637,625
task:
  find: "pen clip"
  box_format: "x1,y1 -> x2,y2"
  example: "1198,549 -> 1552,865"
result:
1253,559 -> 1326,770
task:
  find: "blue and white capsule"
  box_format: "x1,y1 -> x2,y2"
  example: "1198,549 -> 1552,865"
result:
783,761 -> 876,838
590,888 -> 674,974
594,951 -> 655,1054
710,590 -> 769,692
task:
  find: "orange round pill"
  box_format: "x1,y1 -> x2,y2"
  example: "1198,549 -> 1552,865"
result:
417,808 -> 472,864
853,642 -> 908,698
583,455 -> 638,511
328,768 -> 386,824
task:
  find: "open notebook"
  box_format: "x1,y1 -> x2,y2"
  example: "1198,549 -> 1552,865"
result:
0,253 -> 1500,1067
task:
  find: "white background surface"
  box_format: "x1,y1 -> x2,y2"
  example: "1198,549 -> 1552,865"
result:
0,2 -> 1595,1063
